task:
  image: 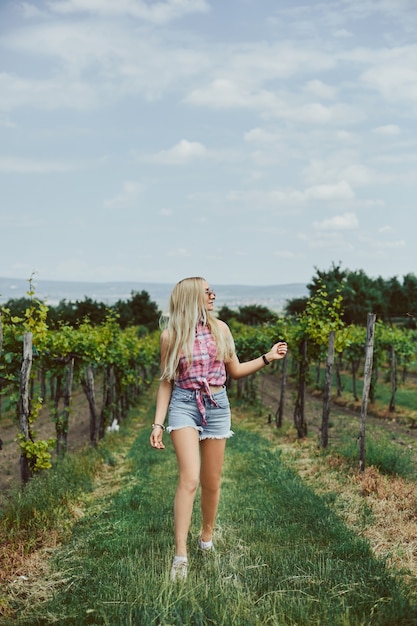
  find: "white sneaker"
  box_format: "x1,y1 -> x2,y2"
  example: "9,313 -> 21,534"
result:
198,536 -> 214,551
170,557 -> 188,581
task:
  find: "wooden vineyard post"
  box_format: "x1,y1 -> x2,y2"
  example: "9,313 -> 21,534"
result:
275,353 -> 288,428
359,313 -> 376,473
81,365 -> 99,446
19,332 -> 33,484
0,312 -> 3,416
320,330 -> 335,449
56,358 -> 74,457
293,338 -> 308,439
388,344 -> 397,412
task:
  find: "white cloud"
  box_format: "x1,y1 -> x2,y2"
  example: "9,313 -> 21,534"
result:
104,181 -> 144,208
360,45 -> 417,106
0,155 -> 76,173
314,212 -> 359,231
2,21 -> 209,110
335,130 -> 358,142
0,72 -> 99,113
186,80 -> 362,126
247,170 -> 267,182
274,0 -> 417,37
373,124 -> 401,135
305,180 -> 355,201
224,43 -> 335,83
21,3 -> 46,18
304,79 -> 337,100
333,29 -> 353,39
1,0 -> 416,287
373,152 -> 417,165
272,250 -> 298,259
244,128 -> 280,143
282,102 -> 363,125
0,116 -> 17,128
301,231 -> 356,251
185,79 -> 275,110
166,247 -> 191,257
47,0 -> 210,23
370,239 -> 406,250
149,140 -> 207,165
303,160 -> 376,188
226,180 -> 355,208
226,188 -> 303,207
0,214 -> 46,228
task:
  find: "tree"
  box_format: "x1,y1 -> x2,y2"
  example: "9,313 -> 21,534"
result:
2,297 -> 34,320
342,270 -> 384,325
289,281 -> 345,441
307,262 -> 347,299
237,304 -> 277,326
402,273 -> 417,325
385,276 -> 407,320
217,305 -> 237,324
49,297 -> 109,328
284,296 -> 308,317
113,290 -> 160,331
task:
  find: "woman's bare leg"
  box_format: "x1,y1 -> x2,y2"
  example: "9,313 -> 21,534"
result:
170,428 -> 201,557
199,438 -> 226,542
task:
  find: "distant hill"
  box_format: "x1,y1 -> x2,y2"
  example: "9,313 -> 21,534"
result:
0,277 -> 308,313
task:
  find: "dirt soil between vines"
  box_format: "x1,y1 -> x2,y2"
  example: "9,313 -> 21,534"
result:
0,390 -> 91,504
1,372 -> 417,503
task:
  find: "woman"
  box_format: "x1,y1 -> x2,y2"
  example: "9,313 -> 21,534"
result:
150,277 -> 287,581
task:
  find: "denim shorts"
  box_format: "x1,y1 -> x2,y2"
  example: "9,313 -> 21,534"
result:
167,385 -> 234,440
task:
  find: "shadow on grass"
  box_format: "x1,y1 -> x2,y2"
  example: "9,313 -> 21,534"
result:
6,426 -> 417,626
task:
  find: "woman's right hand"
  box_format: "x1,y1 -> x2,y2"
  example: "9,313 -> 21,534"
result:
265,341 -> 288,362
150,424 -> 166,449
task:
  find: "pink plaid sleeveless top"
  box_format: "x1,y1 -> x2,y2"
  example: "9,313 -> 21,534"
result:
175,322 -> 227,423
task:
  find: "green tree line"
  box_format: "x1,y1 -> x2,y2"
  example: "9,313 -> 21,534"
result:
285,263 -> 417,326
2,290 -> 161,331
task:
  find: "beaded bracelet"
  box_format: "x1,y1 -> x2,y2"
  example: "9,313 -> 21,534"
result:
262,354 -> 270,365
152,423 -> 166,431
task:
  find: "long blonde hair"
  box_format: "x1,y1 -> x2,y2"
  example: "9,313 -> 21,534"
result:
160,277 -> 235,381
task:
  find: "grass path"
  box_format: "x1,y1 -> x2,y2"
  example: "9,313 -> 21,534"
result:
4,391 -> 417,626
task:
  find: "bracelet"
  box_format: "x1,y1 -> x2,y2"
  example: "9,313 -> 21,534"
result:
262,354 -> 270,366
152,423 -> 166,431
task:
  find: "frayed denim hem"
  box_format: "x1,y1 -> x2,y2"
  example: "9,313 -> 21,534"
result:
199,430 -> 234,441
166,426 -> 234,441
166,424 -> 203,434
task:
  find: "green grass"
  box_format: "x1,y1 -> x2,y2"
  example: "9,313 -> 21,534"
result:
0,447 -> 101,544
309,365 -> 417,414
332,370 -> 417,413
338,431 -> 415,479
6,421 -> 417,626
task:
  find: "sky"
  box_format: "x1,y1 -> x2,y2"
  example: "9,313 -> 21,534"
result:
1,0 -> 417,288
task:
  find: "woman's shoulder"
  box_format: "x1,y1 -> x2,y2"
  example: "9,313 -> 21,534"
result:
160,329 -> 170,344
214,318 -> 231,335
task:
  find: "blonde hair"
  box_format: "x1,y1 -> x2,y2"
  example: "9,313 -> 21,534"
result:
160,276 -> 235,381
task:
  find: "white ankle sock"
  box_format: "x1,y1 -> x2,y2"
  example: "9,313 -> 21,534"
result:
173,555 -> 187,564
199,538 -> 213,549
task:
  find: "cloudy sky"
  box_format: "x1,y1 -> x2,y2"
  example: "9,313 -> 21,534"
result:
1,0 -> 416,288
